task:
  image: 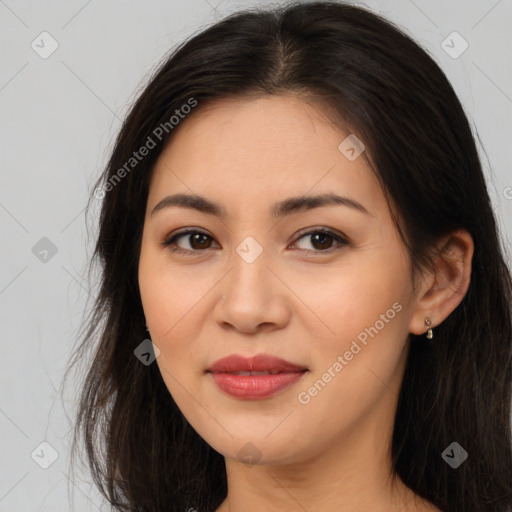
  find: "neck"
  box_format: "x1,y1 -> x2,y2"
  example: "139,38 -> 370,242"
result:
215,411 -> 431,512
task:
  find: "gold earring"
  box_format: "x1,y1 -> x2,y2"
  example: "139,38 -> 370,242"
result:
424,317 -> 433,339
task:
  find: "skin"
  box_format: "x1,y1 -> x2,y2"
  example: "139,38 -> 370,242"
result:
138,94 -> 473,512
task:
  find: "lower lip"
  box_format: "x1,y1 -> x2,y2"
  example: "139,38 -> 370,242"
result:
209,371 -> 307,399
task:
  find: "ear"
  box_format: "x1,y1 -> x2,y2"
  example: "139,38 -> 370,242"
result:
408,229 -> 474,336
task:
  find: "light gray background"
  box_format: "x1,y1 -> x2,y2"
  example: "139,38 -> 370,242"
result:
1,0 -> 511,510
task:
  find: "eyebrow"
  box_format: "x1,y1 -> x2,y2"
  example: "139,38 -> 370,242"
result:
151,192 -> 373,218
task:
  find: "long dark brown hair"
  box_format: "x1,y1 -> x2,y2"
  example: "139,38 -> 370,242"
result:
63,2 -> 512,511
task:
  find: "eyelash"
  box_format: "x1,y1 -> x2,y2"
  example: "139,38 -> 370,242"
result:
160,228 -> 350,255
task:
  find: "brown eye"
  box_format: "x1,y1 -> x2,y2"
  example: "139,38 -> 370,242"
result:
161,227 -> 349,255
187,233 -> 213,250
310,232 -> 334,250
292,229 -> 349,253
162,230 -> 218,253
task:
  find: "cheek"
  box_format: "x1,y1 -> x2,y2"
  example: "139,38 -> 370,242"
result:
297,250 -> 411,398
297,253 -> 408,346
138,251 -> 218,399
139,250 -> 209,341
291,301 -> 409,451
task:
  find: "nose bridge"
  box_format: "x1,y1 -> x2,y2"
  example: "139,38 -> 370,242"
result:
227,234 -> 270,298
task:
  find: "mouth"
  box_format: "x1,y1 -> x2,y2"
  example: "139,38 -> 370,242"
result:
206,353 -> 308,374
206,354 -> 308,399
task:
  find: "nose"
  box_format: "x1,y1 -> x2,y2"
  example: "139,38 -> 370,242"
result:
214,245 -> 291,334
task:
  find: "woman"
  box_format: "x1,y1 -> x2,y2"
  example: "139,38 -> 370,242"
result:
64,1 -> 512,511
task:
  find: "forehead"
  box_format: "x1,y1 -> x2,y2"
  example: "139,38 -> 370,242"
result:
148,94 -> 384,217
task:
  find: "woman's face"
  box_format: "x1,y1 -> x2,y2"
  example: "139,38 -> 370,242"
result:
138,94 -> 424,466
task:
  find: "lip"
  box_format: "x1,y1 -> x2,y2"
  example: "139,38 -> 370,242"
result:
207,354 -> 307,373
206,354 -> 308,400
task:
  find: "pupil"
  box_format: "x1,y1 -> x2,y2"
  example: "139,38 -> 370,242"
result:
312,233 -> 331,250
192,233 -> 209,249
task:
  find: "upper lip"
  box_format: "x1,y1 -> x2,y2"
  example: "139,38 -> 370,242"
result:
207,354 -> 307,373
